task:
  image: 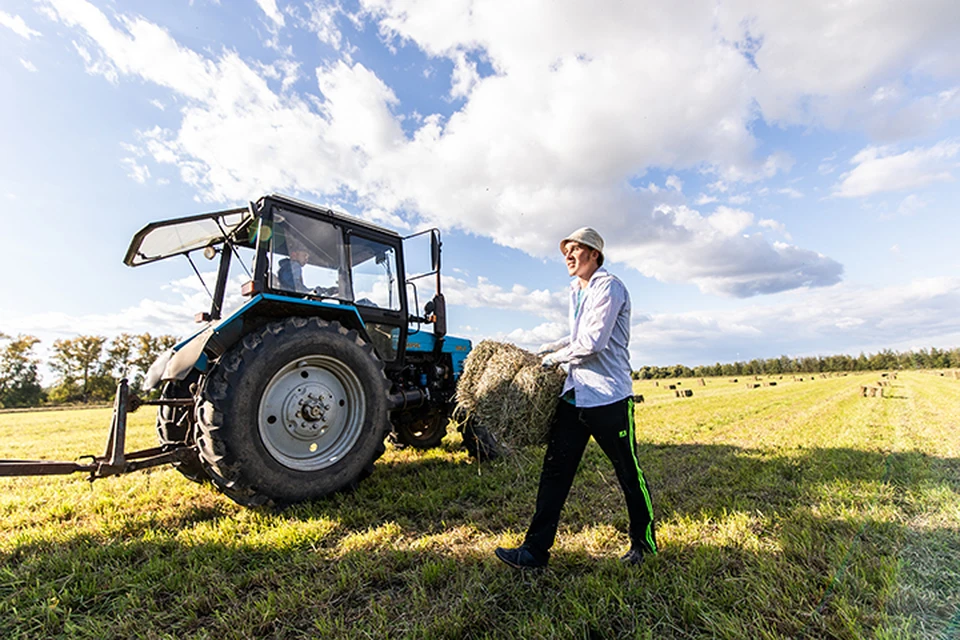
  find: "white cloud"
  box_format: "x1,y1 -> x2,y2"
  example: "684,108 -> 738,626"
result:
695,194 -> 718,205
610,205 -> 841,297
629,277 -> 960,366
300,1 -> 343,50
834,140 -> 959,197
0,11 -> 41,39
46,0 -> 853,299
777,187 -> 803,198
728,193 -> 751,205
256,0 -> 285,27
866,87 -> 960,141
665,175 -> 682,191
442,275 -> 566,323
714,1 -> 960,129
758,218 -> 785,234
708,206 -> 754,236
121,157 -> 151,184
19,58 -> 38,72
897,194 -> 926,216
421,275 -> 960,366
448,51 -> 479,99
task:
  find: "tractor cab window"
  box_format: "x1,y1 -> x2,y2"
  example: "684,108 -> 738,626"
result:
350,236 -> 400,311
269,209 -> 345,299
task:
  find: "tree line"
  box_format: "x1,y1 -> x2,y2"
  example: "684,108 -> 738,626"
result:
0,332 -> 177,408
631,347 -> 960,380
3,332 -> 960,407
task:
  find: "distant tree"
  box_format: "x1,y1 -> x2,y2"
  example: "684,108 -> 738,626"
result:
131,333 -> 178,391
0,333 -> 45,407
49,335 -> 109,403
106,333 -> 137,380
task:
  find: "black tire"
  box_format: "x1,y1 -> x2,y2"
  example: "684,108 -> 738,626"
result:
156,378 -> 208,483
459,417 -> 506,461
196,317 -> 389,506
393,404 -> 450,450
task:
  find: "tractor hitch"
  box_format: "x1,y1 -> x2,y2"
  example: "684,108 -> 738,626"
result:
0,379 -> 196,480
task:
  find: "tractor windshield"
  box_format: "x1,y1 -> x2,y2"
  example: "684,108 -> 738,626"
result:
269,209 -> 401,311
124,207 -> 253,266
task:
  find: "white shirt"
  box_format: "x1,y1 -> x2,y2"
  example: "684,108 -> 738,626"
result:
541,267 -> 633,408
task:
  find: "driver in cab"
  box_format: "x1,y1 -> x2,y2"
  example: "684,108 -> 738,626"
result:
277,237 -> 337,298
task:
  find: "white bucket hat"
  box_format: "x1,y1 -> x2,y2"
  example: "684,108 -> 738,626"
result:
560,227 -> 604,258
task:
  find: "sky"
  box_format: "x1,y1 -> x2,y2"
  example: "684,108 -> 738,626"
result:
2,0 -> 960,379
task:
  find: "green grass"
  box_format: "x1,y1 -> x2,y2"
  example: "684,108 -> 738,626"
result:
1,372 -> 957,638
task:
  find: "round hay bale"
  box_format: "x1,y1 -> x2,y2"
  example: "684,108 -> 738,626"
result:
454,340 -> 565,454
454,340 -> 502,414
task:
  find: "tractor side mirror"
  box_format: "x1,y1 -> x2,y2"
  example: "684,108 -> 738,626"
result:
430,230 -> 441,272
431,293 -> 446,338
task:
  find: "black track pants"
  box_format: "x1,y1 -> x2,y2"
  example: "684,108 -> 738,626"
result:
523,397 -> 657,559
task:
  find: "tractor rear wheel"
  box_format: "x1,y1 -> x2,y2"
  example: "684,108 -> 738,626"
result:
196,317 -> 389,506
155,377 -> 208,483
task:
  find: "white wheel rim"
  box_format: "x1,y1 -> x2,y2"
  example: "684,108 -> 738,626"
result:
258,355 -> 366,471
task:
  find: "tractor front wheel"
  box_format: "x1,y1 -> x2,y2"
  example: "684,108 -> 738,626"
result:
155,377 -> 208,483
196,317 -> 389,506
393,404 -> 450,450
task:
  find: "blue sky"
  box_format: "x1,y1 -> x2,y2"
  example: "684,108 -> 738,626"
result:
2,0 -> 960,377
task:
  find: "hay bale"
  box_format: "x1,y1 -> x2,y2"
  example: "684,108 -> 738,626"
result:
633,394 -> 645,404
454,340 -> 502,415
454,340 -> 565,451
683,389 -> 693,397
668,384 -> 677,390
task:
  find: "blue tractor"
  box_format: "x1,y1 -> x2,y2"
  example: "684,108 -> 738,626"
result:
1,194 -> 472,506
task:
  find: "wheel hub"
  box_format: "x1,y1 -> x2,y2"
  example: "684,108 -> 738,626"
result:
283,384 -> 335,438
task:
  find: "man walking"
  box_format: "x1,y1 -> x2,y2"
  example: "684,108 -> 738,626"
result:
495,227 -> 657,569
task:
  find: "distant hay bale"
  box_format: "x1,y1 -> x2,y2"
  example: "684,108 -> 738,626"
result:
668,384 -> 677,390
454,340 -> 566,452
683,389 -> 693,397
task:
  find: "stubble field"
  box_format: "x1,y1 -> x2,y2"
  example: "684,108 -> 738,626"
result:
0,371 -> 958,639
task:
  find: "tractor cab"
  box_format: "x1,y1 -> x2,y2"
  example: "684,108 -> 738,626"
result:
124,194 -> 449,370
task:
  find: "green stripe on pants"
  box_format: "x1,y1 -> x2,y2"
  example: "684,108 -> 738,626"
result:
627,398 -> 657,554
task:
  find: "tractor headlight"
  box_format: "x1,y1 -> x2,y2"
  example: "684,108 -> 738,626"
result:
143,349 -> 175,392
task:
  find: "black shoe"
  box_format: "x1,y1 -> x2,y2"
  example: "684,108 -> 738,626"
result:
620,548 -> 646,566
494,546 -> 547,569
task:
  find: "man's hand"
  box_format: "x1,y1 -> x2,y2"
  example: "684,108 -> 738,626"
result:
311,286 -> 337,298
541,353 -> 559,369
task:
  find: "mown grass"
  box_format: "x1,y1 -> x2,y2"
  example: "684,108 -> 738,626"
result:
1,372 -> 957,639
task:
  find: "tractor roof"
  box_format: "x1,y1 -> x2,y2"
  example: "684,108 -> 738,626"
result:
124,194 -> 400,267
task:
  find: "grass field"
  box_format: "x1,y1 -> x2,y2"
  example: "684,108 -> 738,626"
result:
1,371 -> 958,639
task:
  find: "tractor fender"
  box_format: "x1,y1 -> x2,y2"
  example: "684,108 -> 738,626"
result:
163,326 -> 215,382
159,294 -> 367,384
